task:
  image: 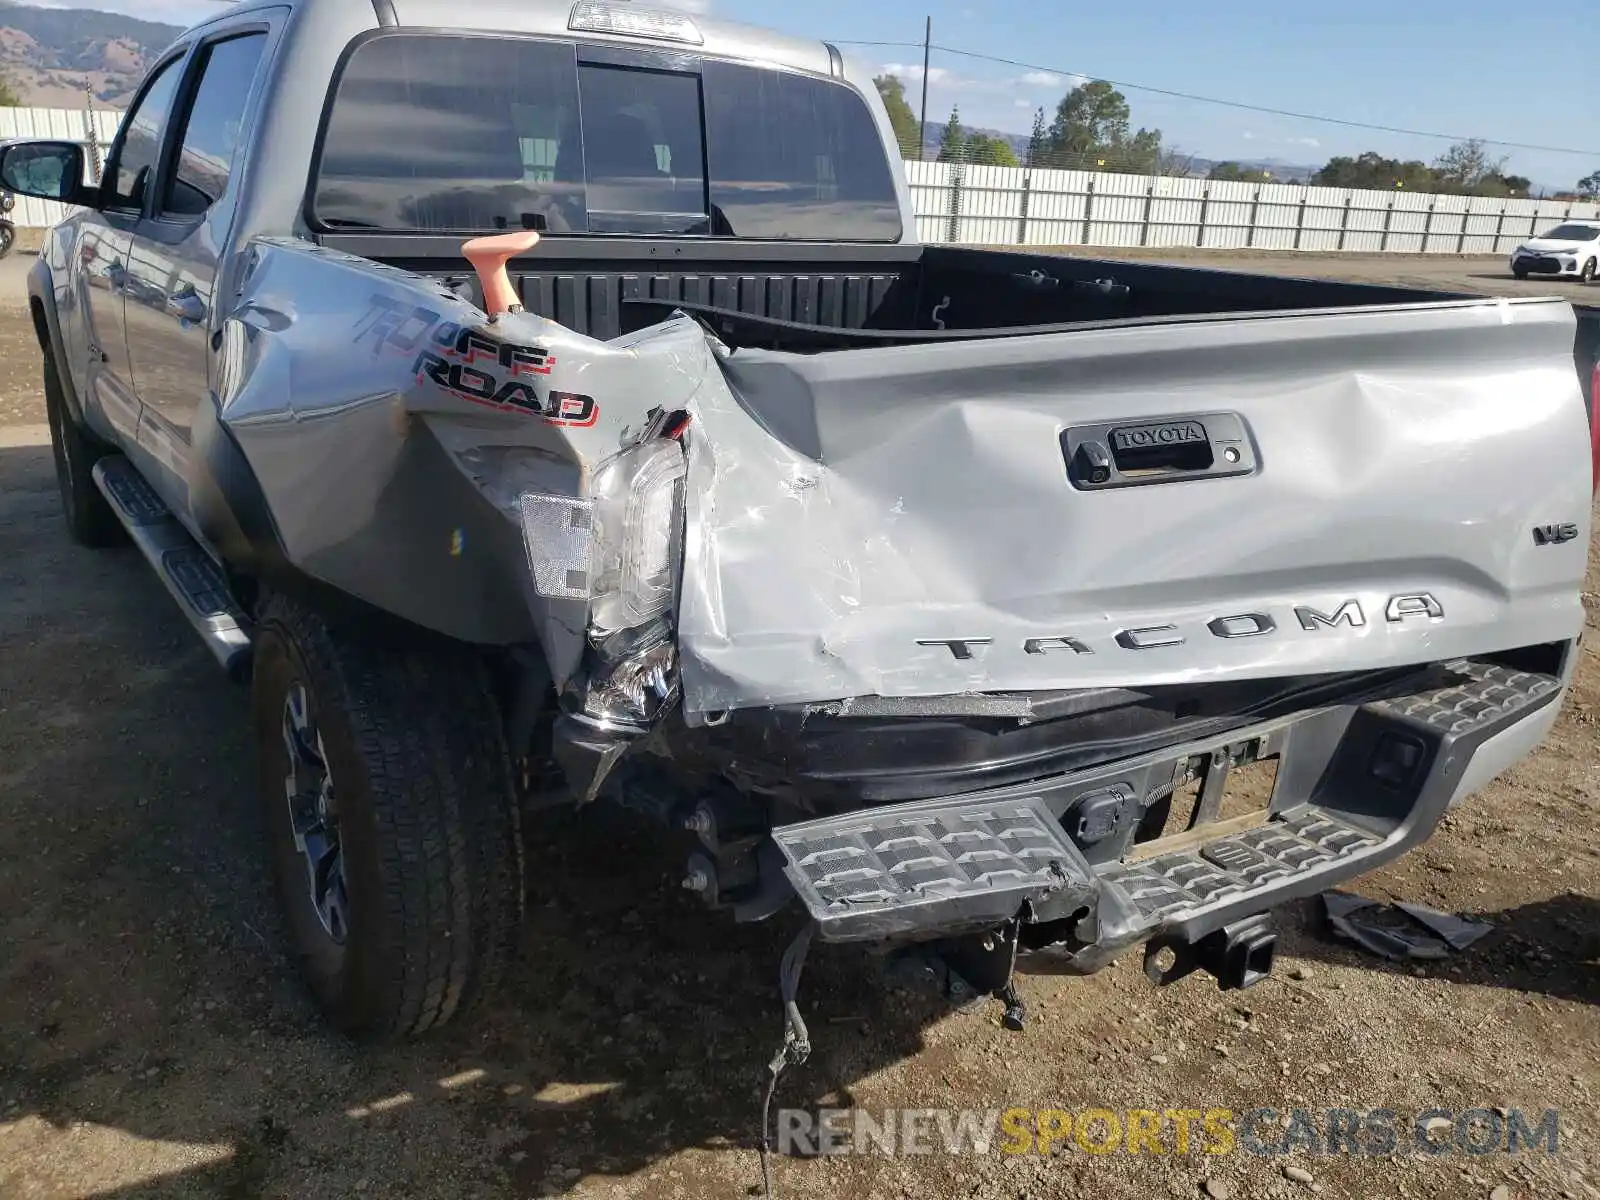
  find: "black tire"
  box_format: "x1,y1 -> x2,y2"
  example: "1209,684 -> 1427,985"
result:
252,593 -> 525,1042
43,349 -> 122,547
0,222 -> 15,260
1582,258 -> 1597,285
1513,267 -> 1528,281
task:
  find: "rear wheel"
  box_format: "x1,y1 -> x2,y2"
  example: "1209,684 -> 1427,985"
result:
42,349 -> 121,547
252,594 -> 526,1042
0,222 -> 15,260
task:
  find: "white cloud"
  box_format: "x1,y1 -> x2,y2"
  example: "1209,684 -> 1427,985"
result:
1019,71 -> 1089,92
1242,131 -> 1259,141
881,62 -> 953,85
1288,136 -> 1322,148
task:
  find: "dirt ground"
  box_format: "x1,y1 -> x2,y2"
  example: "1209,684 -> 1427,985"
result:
1041,247 -> 1600,304
0,251 -> 1596,1200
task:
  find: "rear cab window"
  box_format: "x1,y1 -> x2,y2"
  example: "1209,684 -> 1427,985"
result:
310,32 -> 901,241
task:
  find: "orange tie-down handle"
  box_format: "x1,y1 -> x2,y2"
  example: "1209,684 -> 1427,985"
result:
461,230 -> 541,316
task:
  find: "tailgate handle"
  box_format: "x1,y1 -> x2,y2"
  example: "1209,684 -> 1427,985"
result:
1110,422 -> 1213,474
1062,413 -> 1257,491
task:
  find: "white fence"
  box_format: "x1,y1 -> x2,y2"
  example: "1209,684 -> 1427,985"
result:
906,161 -> 1600,253
5,104 -> 1598,254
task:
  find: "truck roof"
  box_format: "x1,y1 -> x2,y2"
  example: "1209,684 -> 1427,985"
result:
202,0 -> 840,78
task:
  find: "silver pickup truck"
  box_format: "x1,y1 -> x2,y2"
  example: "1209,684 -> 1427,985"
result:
4,0 -> 1597,1046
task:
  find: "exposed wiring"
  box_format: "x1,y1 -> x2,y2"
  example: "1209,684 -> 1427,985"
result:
833,39 -> 1600,159
758,923 -> 815,1200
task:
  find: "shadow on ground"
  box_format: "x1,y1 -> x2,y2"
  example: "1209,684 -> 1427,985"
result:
0,440 -> 957,1199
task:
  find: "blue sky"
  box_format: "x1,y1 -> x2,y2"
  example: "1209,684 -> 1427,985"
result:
82,0 -> 1600,190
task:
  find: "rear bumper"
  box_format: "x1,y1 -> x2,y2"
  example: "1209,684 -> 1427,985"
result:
770,656 -> 1566,965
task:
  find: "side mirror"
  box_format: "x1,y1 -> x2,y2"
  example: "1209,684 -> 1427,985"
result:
0,140 -> 94,207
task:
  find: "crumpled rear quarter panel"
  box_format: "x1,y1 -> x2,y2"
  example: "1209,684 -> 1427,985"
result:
218,238 -> 717,680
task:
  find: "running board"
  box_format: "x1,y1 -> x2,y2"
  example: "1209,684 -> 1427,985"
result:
92,456 -> 252,678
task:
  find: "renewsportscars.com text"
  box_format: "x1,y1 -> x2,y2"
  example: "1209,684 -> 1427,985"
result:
776,1107 -> 1560,1159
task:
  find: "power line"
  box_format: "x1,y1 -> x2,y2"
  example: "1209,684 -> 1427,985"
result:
835,39 -> 1600,159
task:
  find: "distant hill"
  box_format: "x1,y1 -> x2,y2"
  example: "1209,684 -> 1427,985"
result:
0,1 -> 181,107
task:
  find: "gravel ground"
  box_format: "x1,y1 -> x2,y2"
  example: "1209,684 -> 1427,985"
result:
0,250 -> 1596,1200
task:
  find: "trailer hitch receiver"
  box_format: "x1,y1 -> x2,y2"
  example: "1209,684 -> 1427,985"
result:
1143,914 -> 1277,991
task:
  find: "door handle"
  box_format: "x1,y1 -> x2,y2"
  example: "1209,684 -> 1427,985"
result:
168,291 -> 207,324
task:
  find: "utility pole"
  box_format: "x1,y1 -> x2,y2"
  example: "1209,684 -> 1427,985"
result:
917,16 -> 931,162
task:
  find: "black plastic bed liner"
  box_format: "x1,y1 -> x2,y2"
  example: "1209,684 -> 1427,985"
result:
322,235 -> 1470,344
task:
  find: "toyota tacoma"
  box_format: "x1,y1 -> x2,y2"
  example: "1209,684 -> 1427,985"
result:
7,0 -> 1600,1045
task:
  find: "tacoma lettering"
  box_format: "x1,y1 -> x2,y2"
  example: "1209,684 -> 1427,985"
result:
919,594 -> 1443,659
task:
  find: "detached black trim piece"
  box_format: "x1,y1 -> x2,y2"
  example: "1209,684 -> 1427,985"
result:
371,0 -> 398,26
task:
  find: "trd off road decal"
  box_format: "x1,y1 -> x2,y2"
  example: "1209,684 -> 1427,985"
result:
351,294 -> 595,426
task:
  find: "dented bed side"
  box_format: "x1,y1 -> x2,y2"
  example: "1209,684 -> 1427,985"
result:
211,238 -> 1593,736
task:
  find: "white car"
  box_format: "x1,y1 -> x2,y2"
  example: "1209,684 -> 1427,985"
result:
1510,220 -> 1600,283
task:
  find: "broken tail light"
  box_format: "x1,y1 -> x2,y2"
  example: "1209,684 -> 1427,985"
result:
519,437 -> 689,727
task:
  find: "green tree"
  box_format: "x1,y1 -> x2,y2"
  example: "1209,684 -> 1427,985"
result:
937,105 -> 966,164
965,133 -> 1019,168
1123,128 -> 1164,174
0,74 -> 23,107
1313,151 -> 1437,191
1047,80 -> 1129,158
873,74 -> 920,160
1471,172 -> 1531,198
1207,161 -> 1258,182
1026,107 -> 1047,168
1577,169 -> 1600,199
1044,79 -> 1162,172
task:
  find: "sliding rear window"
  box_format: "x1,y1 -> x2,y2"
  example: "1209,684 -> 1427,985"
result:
311,32 -> 902,241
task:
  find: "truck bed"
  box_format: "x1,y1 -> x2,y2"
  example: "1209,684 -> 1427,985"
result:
321,236 -> 1471,345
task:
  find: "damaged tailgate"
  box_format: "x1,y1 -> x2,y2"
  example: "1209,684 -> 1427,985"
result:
677,297 -> 1592,718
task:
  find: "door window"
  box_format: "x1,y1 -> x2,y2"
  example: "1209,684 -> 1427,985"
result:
162,33 -> 269,218
106,56 -> 186,212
